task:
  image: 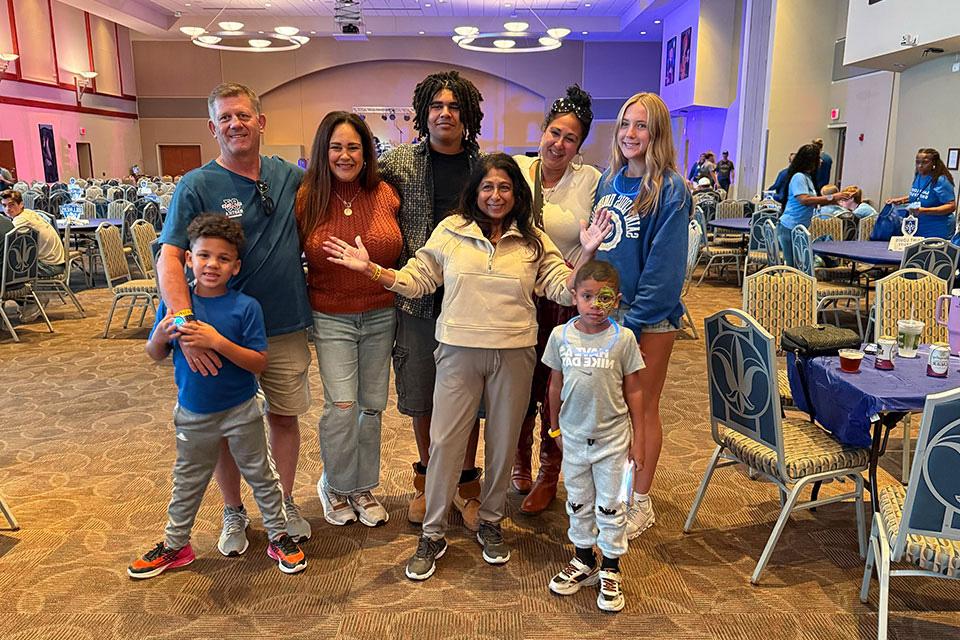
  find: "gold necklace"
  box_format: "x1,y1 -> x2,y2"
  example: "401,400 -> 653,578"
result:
333,185 -> 361,216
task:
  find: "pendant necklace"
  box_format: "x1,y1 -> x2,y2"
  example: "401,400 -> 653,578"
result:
334,186 -> 361,216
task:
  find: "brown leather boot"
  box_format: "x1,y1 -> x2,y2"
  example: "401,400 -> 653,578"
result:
453,468 -> 482,532
520,425 -> 562,515
407,462 -> 427,524
511,415 -> 535,494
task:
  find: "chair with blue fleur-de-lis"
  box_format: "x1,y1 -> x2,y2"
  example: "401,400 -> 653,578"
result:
685,308 -> 870,584
1,227 -> 55,342
900,238 -> 960,289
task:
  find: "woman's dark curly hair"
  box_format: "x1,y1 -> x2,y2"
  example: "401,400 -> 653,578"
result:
543,84 -> 594,150
412,70 -> 484,147
457,153 -> 542,261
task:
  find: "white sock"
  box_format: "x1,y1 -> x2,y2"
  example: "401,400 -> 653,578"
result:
633,492 -> 650,504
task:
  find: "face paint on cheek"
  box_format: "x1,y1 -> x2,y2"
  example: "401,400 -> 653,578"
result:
591,286 -> 618,312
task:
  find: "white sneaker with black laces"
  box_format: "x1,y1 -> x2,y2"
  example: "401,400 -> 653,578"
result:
625,495 -> 655,540
549,557 -> 600,595
317,477 -> 358,526
349,491 -> 389,527
597,569 -> 625,612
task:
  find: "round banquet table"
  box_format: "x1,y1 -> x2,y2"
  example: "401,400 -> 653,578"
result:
811,240 -> 903,266
707,217 -> 750,232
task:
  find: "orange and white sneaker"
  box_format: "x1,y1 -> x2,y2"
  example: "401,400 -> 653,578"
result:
267,534 -> 307,574
127,542 -> 195,579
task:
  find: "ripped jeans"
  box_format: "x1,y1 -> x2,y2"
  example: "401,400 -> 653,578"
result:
312,307 -> 396,495
562,426 -> 631,558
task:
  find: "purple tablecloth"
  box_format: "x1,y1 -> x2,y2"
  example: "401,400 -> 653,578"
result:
812,240 -> 902,265
787,346 -> 960,447
708,218 -> 750,232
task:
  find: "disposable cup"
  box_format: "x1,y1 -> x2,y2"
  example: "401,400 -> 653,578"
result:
897,319 -> 924,358
838,349 -> 864,373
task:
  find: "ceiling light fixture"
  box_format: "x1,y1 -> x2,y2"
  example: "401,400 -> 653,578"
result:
179,20 -> 307,52
653,19 -> 661,24
0,52 -> 19,80
452,2 -> 569,53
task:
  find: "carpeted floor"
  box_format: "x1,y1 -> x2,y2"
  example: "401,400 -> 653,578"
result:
1,276 -> 958,640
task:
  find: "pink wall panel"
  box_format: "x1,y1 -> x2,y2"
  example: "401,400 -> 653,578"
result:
50,0 -> 87,85
116,25 -> 135,96
12,0 -> 57,83
89,14 -> 120,95
0,0 -> 17,74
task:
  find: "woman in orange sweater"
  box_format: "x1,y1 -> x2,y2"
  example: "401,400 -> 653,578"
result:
297,111 -> 402,529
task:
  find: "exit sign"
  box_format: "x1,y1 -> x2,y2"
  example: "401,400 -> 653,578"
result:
79,127 -> 87,136
830,108 -> 840,121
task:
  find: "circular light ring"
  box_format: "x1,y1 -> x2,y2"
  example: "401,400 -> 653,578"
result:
454,31 -> 562,53
190,31 -> 303,52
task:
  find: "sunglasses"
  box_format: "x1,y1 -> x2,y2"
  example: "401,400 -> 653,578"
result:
256,180 -> 275,217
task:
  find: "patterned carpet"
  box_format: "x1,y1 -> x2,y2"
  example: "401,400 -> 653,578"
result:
1,275 -> 958,640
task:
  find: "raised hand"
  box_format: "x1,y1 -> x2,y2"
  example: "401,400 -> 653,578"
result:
323,235 -> 370,273
580,208 -> 613,255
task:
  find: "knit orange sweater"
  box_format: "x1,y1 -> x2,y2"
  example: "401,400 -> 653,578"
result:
302,180 -> 402,314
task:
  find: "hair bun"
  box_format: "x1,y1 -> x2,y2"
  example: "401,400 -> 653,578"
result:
564,84 -> 592,109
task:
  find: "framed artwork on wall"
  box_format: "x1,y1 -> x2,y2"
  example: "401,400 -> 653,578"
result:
665,37 -> 676,86
679,27 -> 692,80
947,148 -> 959,171
38,124 -> 59,183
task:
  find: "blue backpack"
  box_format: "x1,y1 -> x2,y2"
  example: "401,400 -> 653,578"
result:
869,203 -> 906,242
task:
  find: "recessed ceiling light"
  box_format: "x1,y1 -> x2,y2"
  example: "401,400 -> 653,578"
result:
640,30 -> 646,35
258,30 -> 264,34
264,2 -> 271,6
504,2 -> 512,6
184,3 -> 191,6
584,2 -> 591,5
653,19 -> 661,24
424,2 -> 431,5
366,30 -> 372,34
581,31 -> 588,35
419,30 -> 425,34
310,30 -> 316,34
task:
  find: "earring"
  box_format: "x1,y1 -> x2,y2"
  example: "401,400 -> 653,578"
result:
571,153 -> 584,171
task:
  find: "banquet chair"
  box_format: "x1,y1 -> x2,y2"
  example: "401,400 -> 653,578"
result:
1,228 -> 55,342
695,206 -> 743,286
874,267 -> 949,480
108,200 -> 134,220
60,218 -> 92,287
680,219 -> 702,339
715,200 -> 743,220
900,238 -> 960,289
857,215 -> 878,241
793,225 -> 864,337
743,211 -> 779,278
96,223 -> 159,338
860,387 -> 960,640
84,186 -> 103,200
12,181 -> 29,194
742,265 -> 816,405
21,190 -> 41,210
35,225 -> 85,318
761,220 -> 781,266
131,219 -> 158,279
685,308 -> 869,584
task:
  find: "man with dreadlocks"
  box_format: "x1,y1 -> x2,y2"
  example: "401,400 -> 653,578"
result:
379,70 -> 485,532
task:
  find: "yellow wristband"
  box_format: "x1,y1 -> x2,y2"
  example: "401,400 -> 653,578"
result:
173,308 -> 193,318
547,428 -> 562,439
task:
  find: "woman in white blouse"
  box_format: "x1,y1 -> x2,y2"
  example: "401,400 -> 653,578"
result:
511,85 -> 602,515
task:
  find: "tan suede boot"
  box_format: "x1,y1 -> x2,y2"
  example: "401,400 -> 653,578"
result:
407,463 -> 427,524
453,469 -> 482,532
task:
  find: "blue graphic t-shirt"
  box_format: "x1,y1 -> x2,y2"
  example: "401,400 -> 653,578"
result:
592,168 -> 690,337
909,174 -> 957,239
160,156 -> 311,336
151,289 -> 268,414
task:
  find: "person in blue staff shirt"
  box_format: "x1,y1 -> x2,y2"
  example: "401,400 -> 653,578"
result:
886,148 -> 957,239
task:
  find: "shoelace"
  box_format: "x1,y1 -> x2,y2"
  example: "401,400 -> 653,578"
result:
415,536 -> 440,558
560,562 -> 586,579
272,535 -> 299,557
600,574 -> 621,594
144,542 -> 167,561
223,509 -> 246,534
353,492 -> 377,508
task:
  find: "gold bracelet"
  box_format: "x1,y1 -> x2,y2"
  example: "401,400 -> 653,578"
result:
547,428 -> 562,439
370,264 -> 383,282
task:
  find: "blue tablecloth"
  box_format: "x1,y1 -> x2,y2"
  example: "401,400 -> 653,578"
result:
708,218 -> 750,232
786,346 -> 960,447
55,218 -> 123,232
812,240 -> 902,265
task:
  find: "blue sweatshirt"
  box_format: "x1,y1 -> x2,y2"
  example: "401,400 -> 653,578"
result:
594,168 -> 691,337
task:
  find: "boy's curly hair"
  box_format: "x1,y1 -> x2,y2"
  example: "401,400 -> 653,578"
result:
187,213 -> 245,254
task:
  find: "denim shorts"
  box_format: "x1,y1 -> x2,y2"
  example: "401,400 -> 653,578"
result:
392,310 -> 439,417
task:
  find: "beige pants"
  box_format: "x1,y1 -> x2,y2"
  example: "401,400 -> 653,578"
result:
422,343 -> 536,539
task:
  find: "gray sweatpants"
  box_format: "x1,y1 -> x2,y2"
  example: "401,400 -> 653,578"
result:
422,344 -> 536,540
164,396 -> 286,549
562,426 -> 631,558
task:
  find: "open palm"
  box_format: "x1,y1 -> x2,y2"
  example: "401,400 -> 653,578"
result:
323,235 -> 370,273
580,208 -> 613,254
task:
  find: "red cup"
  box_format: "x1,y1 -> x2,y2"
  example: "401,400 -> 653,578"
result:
839,349 -> 864,373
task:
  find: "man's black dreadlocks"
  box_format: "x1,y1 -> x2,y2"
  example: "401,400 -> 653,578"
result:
411,70 -> 484,147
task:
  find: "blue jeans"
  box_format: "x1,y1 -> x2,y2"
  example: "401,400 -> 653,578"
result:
777,222 -> 796,268
312,307 -> 396,494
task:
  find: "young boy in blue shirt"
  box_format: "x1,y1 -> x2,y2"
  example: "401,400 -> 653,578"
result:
542,261 -> 645,612
128,214 -> 306,578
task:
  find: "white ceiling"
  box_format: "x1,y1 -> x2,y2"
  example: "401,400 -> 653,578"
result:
61,0 -> 673,39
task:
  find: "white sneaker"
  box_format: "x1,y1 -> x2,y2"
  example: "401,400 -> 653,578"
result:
597,569 -> 625,612
348,491 -> 389,527
549,557 -> 600,595
625,495 -> 655,540
217,505 -> 250,557
317,477 -> 357,526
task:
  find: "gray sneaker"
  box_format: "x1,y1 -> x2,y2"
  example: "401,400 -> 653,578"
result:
217,505 -> 250,557
317,477 -> 358,526
348,491 -> 389,527
284,494 -> 311,543
476,521 -> 511,564
405,535 -> 447,581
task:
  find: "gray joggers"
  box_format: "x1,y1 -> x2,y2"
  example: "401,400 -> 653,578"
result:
163,396 -> 286,549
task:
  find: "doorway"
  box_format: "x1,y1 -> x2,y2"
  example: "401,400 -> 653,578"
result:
158,145 -> 202,178
76,142 -> 93,179
0,140 -> 16,180
830,126 -> 846,188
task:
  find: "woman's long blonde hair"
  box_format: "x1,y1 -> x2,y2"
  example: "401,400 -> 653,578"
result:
607,92 -> 680,216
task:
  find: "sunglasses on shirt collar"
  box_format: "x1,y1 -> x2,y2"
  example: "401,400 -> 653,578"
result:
255,180 -> 275,217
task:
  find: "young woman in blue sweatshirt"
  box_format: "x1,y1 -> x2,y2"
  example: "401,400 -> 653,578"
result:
592,92 -> 691,540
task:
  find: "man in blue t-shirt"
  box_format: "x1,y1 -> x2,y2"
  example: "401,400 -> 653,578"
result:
157,82 -> 313,556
